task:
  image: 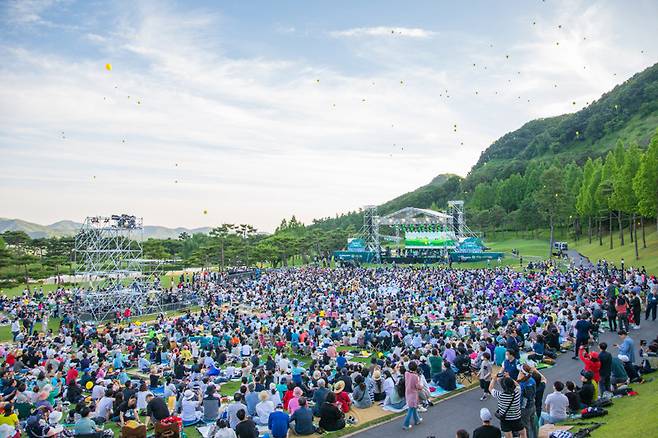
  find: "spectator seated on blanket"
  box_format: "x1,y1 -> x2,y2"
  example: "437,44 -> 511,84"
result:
352,375 -> 372,409
319,392 -> 345,432
372,371 -> 386,402
290,397 -> 317,436
0,403 -> 20,433
138,354 -> 151,373
74,406 -> 103,436
433,361 -> 457,391
287,387 -> 304,415
145,393 -> 170,428
311,379 -> 329,417
578,371 -> 596,407
333,381 -> 351,413
383,378 -> 406,410
527,335 -> 545,363
245,384 -> 259,417
539,381 -> 568,426
254,391 -> 274,426
226,393 -> 248,430
208,418 -> 237,438
236,409 -> 258,438
267,404 -> 289,438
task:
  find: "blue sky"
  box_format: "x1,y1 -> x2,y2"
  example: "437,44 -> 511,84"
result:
1,0 -> 657,231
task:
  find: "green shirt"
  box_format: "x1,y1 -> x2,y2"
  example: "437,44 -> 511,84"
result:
429,355 -> 443,376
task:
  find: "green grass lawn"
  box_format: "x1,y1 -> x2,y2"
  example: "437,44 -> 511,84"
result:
486,237 -> 550,258
569,226 -> 658,276
565,376 -> 658,437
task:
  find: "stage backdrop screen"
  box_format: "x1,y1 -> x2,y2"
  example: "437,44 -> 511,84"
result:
404,231 -> 457,248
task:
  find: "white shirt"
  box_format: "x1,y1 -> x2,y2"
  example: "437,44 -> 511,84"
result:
255,400 -> 274,425
545,391 -> 569,420
95,396 -> 114,419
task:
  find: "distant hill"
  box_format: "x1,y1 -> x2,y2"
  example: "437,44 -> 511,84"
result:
0,218 -> 211,239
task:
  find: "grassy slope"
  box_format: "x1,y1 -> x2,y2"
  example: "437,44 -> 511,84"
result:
566,376 -> 658,438
569,226 -> 658,275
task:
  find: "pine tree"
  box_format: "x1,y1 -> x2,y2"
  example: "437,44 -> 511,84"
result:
633,130 -> 658,234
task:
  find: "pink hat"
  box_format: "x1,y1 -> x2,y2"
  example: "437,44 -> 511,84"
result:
293,387 -> 303,397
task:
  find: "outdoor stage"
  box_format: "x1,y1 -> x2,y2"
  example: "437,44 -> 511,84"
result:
334,203 -> 504,265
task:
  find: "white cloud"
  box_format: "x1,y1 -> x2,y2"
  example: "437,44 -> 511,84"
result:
329,26 -> 436,39
1,0 -> 657,231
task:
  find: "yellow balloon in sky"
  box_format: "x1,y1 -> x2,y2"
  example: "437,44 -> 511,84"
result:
105,63 -> 112,71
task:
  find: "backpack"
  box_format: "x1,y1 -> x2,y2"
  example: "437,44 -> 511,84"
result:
580,406 -> 608,418
592,397 -> 613,408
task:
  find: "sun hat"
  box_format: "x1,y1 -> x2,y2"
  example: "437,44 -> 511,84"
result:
373,370 -> 382,381
312,370 -> 321,380
48,410 -> 63,425
480,408 -> 492,422
334,381 -> 345,393
184,389 -> 195,400
259,391 -> 269,402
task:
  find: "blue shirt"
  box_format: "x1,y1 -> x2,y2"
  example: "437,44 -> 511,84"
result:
619,337 -> 635,364
245,391 -> 259,416
503,358 -> 519,380
336,356 -> 347,369
268,410 -> 290,438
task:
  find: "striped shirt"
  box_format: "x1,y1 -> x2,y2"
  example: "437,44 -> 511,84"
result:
492,387 -> 522,420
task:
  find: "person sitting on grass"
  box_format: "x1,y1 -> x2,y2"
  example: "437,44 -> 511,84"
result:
208,419 -> 237,438
434,360 -> 457,391
318,392 -> 345,432
539,381 -> 568,426
289,397 -> 317,436
352,375 -> 372,409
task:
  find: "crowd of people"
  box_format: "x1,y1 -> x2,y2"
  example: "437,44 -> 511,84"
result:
0,259 -> 655,438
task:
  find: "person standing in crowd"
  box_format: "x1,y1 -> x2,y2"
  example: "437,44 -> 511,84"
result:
472,408 -> 501,438
572,314 -> 592,360
402,361 -> 423,430
489,376 -> 526,438
598,342 -> 613,394
646,286 -> 657,321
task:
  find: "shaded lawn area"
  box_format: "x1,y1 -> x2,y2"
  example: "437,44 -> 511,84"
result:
565,376 -> 658,437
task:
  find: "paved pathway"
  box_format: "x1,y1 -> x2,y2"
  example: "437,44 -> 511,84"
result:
566,249 -> 594,269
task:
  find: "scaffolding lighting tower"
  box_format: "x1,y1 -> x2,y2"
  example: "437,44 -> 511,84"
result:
362,205 -> 381,261
74,214 -> 164,321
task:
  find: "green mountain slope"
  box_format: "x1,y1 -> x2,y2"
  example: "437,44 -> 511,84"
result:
464,62 -> 658,190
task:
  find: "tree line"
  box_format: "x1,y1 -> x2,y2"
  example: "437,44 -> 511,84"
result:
467,131 -> 658,257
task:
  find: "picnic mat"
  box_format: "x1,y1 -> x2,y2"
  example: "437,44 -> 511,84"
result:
429,383 -> 465,398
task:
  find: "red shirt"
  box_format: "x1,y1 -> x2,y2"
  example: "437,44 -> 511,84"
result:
335,391 -> 351,413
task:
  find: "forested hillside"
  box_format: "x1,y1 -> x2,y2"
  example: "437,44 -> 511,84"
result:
464,62 -> 658,190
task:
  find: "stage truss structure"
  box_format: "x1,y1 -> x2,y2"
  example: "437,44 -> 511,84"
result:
361,202 -> 474,257
73,215 -> 184,321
